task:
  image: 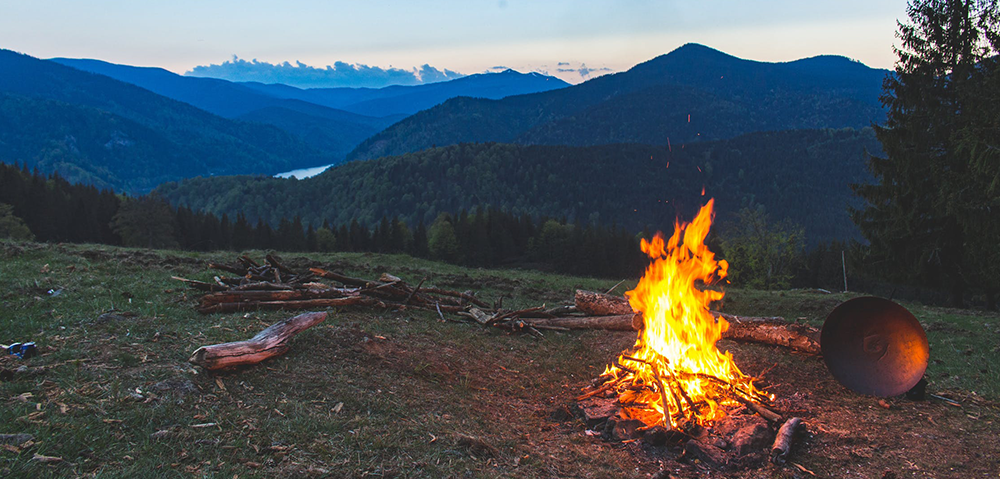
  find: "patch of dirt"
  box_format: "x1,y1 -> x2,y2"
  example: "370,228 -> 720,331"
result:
560,338 -> 1000,478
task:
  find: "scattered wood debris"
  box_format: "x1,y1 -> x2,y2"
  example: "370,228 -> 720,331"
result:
173,256 -> 820,354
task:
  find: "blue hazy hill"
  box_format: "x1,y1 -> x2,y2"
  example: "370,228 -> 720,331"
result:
0,49 -> 326,192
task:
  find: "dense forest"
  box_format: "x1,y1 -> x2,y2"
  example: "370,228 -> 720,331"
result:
0,162 -> 647,278
0,161 -> 860,290
158,128 -> 880,246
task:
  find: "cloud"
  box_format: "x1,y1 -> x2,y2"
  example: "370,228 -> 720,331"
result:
489,65 -> 510,71
185,56 -> 464,88
556,63 -> 613,79
557,62 -> 571,66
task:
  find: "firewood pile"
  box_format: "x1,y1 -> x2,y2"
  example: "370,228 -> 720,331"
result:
172,255 -> 820,352
172,254 -> 491,315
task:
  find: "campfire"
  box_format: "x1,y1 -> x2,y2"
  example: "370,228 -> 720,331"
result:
595,199 -> 772,430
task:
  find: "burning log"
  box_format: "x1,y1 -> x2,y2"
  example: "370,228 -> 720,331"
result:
573,290 -> 820,354
770,417 -> 804,465
188,311 -> 327,370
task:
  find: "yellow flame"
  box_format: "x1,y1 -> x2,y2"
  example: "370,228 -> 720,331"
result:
603,199 -> 764,427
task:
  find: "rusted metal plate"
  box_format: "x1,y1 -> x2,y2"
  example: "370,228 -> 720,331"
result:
821,297 -> 929,397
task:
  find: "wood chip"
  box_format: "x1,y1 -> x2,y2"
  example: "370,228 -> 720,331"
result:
792,462 -> 816,476
32,453 -> 64,464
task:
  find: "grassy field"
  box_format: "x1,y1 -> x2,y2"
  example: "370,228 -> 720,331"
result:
1,241 -> 998,478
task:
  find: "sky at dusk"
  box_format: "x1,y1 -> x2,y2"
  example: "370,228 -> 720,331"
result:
0,0 -> 908,84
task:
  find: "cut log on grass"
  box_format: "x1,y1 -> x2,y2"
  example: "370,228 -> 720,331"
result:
720,315 -> 821,355
575,289 -> 634,316
309,268 -> 372,287
189,311 -> 327,370
770,417 -> 803,465
197,296 -> 375,314
199,288 -> 356,305
522,314 -> 641,331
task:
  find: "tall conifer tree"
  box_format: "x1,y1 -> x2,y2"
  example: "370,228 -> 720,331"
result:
853,0 -> 999,305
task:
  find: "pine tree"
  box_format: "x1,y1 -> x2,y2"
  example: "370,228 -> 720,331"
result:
853,0 -> 999,306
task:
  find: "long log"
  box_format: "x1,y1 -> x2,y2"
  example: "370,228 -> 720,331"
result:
575,289 -> 633,316
720,314 -> 820,355
197,296 -> 375,314
309,268 -> 372,287
522,314 -> 640,331
189,311 -> 327,370
199,288 -> 355,305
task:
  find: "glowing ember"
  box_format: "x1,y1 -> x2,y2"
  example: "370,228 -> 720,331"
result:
599,199 -> 769,428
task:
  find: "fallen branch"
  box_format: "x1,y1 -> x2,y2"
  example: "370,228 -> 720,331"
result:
189,311 -> 327,370
171,276 -> 227,292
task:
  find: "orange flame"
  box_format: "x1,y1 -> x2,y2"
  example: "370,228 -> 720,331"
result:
602,199 -> 766,427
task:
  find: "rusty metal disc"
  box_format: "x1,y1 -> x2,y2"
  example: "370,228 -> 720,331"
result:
821,297 -> 929,397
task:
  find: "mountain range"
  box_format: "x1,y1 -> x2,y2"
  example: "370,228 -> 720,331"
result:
2,43 -> 891,244
0,50 -> 570,191
347,43 -> 889,161
0,49 -> 324,192
50,58 -> 569,160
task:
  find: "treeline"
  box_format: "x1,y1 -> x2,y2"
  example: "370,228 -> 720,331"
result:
0,162 -> 646,278
158,128 -> 881,247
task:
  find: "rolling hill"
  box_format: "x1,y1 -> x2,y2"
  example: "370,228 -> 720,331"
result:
346,43 -> 889,161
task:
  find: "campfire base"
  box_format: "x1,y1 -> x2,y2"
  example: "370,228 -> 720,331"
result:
575,396 -> 788,471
